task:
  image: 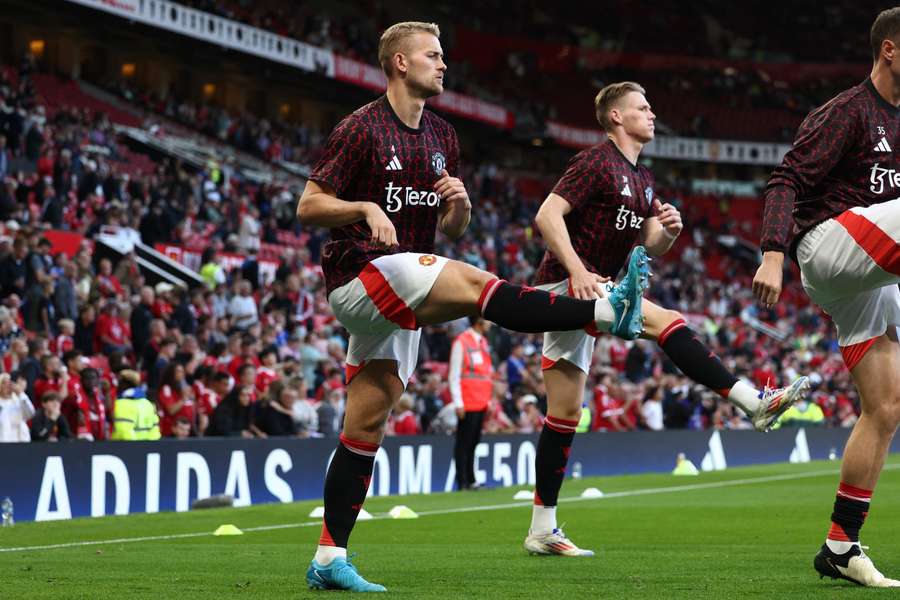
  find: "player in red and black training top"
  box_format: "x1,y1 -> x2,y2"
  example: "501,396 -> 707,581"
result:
297,22 -> 652,593
523,82 -> 811,558
754,9 -> 900,587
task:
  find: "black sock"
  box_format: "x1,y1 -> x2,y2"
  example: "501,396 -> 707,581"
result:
828,482 -> 872,544
481,281 -> 595,333
319,434 -> 378,549
534,416 -> 578,507
658,320 -> 737,396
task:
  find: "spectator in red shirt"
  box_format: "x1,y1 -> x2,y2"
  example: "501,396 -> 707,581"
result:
2,337 -> 28,375
94,257 -> 123,300
255,346 -> 280,394
752,359 -> 779,389
53,318 -> 75,357
33,354 -> 69,409
315,366 -> 345,403
61,349 -> 91,439
95,301 -> 132,355
227,334 -> 261,379
81,367 -> 110,441
152,282 -> 175,323
517,394 -> 545,433
197,369 -> 231,435
157,362 -> 196,437
592,380 -> 634,432
390,393 -> 420,435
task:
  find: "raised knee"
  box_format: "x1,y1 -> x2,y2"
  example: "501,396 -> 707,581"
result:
663,309 -> 684,327
468,270 -> 496,297
865,398 -> 900,430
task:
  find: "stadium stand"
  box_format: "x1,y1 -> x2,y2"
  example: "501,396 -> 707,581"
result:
0,1 -> 864,443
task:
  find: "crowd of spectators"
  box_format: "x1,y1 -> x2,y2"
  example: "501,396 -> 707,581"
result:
179,0 -> 871,141
0,55 -> 858,444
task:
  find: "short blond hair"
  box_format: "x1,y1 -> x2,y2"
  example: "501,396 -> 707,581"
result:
378,21 -> 441,76
594,81 -> 646,131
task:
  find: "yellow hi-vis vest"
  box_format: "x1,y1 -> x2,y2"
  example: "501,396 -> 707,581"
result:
112,390 -> 161,440
773,402 -> 825,430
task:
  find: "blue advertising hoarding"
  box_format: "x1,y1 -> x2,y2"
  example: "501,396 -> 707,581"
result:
1,428 -> 896,522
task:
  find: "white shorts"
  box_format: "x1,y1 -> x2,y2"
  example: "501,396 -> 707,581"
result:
328,252 -> 449,385
796,199 -> 900,369
536,279 -> 596,374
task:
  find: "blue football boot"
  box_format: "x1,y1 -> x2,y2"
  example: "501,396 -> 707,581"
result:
307,556 -> 386,592
606,245 -> 651,340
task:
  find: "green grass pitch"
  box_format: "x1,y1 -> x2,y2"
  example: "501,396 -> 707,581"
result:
2,458 -> 899,598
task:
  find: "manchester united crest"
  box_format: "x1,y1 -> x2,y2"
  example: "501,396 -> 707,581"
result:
431,152 -> 446,175
419,255 -> 437,266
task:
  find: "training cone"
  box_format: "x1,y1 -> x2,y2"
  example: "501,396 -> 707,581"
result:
580,487 -> 604,499
213,524 -> 244,536
309,506 -> 325,518
672,452 -> 699,476
388,505 -> 419,519
513,490 -> 534,500
357,509 -> 374,520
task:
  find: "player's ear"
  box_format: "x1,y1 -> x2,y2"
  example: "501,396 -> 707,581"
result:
881,38 -> 896,63
394,52 -> 408,75
609,107 -> 622,127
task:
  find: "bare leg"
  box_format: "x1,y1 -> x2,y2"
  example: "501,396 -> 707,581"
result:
543,360 -> 586,420
841,332 -> 900,490
414,260 -> 492,325
342,359 -> 405,445
639,299 -> 683,340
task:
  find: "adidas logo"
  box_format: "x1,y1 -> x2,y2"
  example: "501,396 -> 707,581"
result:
700,430 -> 727,471
621,176 -> 632,197
385,145 -> 403,171
874,137 -> 892,153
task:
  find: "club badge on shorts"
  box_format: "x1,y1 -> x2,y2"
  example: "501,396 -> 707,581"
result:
419,255 -> 437,266
431,152 -> 446,175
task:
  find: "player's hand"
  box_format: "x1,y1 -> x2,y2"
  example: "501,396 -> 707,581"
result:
363,202 -> 398,249
456,406 -> 465,419
569,268 -> 610,300
752,251 -> 785,308
434,170 -> 471,211
653,199 -> 682,238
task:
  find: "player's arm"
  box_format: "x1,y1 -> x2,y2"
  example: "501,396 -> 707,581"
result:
640,198 -> 682,256
534,193 -> 608,299
296,180 -> 398,248
435,169 -> 471,240
754,102 -> 856,306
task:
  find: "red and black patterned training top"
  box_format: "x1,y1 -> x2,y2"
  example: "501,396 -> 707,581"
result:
761,79 -> 900,256
534,139 -> 659,285
309,96 -> 460,295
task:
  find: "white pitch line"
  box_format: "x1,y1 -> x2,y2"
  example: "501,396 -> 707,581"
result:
2,463 -> 895,554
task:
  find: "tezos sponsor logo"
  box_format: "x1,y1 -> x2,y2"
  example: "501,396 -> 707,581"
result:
384,181 -> 441,213
615,205 -> 644,230
869,163 -> 900,195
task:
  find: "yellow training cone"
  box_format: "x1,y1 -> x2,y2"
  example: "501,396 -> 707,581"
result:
672,452 -> 699,476
388,505 -> 419,519
213,524 -> 244,536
